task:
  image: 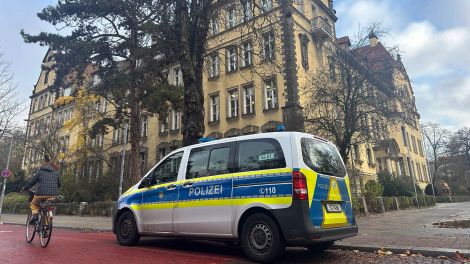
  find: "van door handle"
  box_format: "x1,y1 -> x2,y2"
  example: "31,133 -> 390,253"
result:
182,181 -> 193,188
166,184 -> 177,190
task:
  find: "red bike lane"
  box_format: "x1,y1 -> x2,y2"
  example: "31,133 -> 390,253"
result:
0,224 -> 242,264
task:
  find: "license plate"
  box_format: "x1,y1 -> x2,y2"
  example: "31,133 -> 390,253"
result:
325,203 -> 342,213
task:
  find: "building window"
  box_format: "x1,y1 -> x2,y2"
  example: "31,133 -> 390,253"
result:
296,0 -> 304,14
300,34 -> 309,69
228,89 -> 239,118
210,15 -> 219,35
263,32 -> 275,60
241,42 -> 253,67
113,128 -> 121,144
44,70 -> 50,85
354,144 -> 360,160
48,92 -> 54,105
367,148 -> 373,164
401,126 -> 407,146
44,94 -> 48,107
171,110 -> 181,130
141,115 -> 148,137
412,136 -> 418,153
209,54 -> 219,78
261,0 -> 273,13
98,133 -> 103,147
226,5 -> 237,28
242,0 -> 253,21
174,67 -> 182,86
264,78 -> 278,109
160,114 -> 168,133
140,152 -> 147,176
227,46 -> 237,72
243,84 -> 255,114
210,94 -> 220,122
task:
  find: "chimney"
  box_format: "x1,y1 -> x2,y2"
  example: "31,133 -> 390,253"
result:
368,31 -> 378,47
336,36 -> 351,50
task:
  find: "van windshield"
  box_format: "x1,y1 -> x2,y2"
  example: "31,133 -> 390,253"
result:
301,138 -> 346,177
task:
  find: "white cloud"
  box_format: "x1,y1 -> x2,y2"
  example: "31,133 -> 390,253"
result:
395,21 -> 470,78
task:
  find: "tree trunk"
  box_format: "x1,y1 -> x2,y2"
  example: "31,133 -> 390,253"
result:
129,91 -> 141,184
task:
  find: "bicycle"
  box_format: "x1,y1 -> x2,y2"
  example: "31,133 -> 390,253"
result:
25,192 -> 63,247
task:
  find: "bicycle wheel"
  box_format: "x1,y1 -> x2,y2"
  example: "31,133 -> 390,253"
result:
39,212 -> 53,248
25,211 -> 36,243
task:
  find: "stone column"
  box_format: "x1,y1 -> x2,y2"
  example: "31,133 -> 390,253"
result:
386,158 -> 392,175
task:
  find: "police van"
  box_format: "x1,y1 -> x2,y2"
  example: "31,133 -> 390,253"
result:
113,132 -> 358,263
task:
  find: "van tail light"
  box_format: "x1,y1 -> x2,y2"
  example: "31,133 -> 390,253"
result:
292,171 -> 308,200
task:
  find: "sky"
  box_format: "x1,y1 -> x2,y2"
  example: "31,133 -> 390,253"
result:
334,0 -> 470,131
0,0 -> 469,131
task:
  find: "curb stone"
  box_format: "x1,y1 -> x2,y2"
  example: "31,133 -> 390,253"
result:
333,243 -> 470,259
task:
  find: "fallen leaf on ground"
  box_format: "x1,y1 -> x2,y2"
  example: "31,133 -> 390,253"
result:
437,256 -> 449,260
454,251 -> 470,262
353,250 -> 359,254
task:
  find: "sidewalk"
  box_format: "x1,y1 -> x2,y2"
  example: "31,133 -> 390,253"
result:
0,214 -> 112,231
335,202 -> 470,257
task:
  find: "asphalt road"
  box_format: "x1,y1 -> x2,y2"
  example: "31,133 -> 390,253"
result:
0,224 -> 462,264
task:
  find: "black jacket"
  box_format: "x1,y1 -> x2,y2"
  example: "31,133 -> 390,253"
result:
24,164 -> 61,196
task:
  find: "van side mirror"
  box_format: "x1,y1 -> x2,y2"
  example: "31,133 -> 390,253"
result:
139,177 -> 152,188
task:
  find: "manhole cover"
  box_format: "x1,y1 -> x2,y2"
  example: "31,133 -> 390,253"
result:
433,220 -> 470,229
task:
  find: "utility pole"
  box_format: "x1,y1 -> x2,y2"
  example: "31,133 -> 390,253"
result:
118,123 -> 128,197
0,135 -> 14,224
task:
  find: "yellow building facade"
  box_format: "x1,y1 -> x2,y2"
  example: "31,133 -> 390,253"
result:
24,0 -> 429,193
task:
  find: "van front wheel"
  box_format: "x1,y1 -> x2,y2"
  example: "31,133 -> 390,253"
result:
241,213 -> 284,263
116,211 -> 140,246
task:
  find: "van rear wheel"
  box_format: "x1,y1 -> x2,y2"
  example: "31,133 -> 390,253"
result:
116,211 -> 140,246
241,213 -> 284,263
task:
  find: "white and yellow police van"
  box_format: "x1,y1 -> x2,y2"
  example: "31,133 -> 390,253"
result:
113,132 -> 358,263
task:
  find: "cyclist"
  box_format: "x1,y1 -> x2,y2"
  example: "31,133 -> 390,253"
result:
22,155 -> 61,225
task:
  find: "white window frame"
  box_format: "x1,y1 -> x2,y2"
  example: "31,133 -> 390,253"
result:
263,32 -> 275,60
210,54 -> 220,78
261,0 -> 273,13
264,78 -> 278,109
242,0 -> 253,21
227,47 -> 237,72
141,115 -> 148,137
241,42 -> 253,67
210,16 -> 219,35
227,89 -> 239,118
243,85 -> 255,114
210,94 -> 220,122
226,5 -> 237,28
174,67 -> 182,86
171,109 -> 181,130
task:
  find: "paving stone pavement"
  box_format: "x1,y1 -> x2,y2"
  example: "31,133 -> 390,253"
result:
337,201 -> 470,251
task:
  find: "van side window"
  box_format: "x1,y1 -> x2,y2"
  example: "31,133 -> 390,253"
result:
187,146 -> 231,179
151,151 -> 183,185
238,139 -> 286,172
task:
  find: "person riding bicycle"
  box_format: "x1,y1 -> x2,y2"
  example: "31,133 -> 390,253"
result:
22,155 -> 61,225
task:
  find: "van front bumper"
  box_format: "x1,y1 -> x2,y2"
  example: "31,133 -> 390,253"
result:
271,201 -> 358,245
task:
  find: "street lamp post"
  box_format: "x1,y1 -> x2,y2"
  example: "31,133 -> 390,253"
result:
0,135 -> 14,224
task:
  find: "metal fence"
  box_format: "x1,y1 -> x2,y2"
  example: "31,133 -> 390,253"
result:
352,195 -> 437,217
2,201 -> 116,217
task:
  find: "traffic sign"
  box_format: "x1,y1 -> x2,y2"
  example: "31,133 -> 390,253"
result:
1,169 -> 11,178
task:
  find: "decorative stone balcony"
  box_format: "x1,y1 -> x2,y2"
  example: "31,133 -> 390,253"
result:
311,16 -> 333,42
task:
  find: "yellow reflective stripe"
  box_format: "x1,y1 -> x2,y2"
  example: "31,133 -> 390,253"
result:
300,168 -> 317,208
321,177 -> 348,228
344,175 -> 352,199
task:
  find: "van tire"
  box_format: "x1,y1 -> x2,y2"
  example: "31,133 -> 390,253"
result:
306,241 -> 334,253
116,211 -> 140,246
241,213 -> 284,263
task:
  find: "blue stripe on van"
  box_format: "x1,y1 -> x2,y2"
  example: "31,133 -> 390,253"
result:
310,174 -> 330,227
233,183 -> 292,197
337,179 -> 354,224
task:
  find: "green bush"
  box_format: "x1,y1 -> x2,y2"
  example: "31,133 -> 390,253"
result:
3,192 -> 28,205
363,180 -> 384,198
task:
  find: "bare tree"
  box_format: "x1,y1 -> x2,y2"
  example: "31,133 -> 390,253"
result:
421,122 -> 450,185
0,51 -> 21,139
302,46 -> 403,163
